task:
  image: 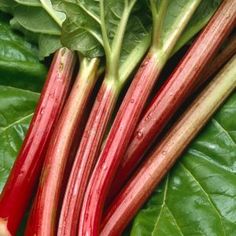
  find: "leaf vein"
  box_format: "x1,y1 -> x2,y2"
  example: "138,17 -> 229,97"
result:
0,113 -> 34,133
212,118 -> 236,145
180,162 -> 226,236
152,175 -> 169,235
188,148 -> 236,174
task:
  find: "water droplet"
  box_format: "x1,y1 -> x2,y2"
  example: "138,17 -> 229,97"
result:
137,130 -> 143,139
140,60 -> 148,69
40,108 -> 45,115
130,99 -> 134,103
161,150 -> 167,156
143,60 -> 149,66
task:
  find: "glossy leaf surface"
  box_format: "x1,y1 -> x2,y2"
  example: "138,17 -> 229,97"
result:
0,13 -> 46,91
0,0 -> 63,58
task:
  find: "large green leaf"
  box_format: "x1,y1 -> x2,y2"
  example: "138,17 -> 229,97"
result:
54,0 -> 151,68
131,92 -> 236,236
55,0 -> 221,83
0,0 -> 64,58
0,13 -> 47,91
0,86 -> 39,192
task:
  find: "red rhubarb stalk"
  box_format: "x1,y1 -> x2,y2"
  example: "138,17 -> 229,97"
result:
78,0 -> 203,235
25,57 -> 100,236
57,0 -> 157,234
109,0 -> 236,202
0,48 -> 76,236
201,32 -> 236,80
101,55 -> 236,235
58,79 -> 120,236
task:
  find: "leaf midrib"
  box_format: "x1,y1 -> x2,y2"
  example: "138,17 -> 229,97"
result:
180,162 -> 226,236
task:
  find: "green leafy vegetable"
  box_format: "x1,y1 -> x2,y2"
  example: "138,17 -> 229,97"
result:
14,5 -> 60,34
54,0 -> 151,79
131,92 -> 236,236
174,0 -> 222,52
1,0 -> 64,58
55,0 -> 221,81
0,13 -> 46,91
0,86 -> 39,192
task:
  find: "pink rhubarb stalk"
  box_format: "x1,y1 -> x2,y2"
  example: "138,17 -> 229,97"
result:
201,32 -> 236,80
101,54 -> 236,235
57,0 -> 165,234
78,0 -> 203,235
25,57 -> 100,236
58,79 -> 120,236
0,48 -> 76,236
109,0 -> 236,202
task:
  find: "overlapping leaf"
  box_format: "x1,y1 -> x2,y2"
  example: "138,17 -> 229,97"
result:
54,0 -> 151,66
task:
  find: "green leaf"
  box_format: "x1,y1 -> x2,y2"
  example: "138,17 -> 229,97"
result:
0,0 -> 16,13
15,0 -> 41,7
40,0 -> 65,26
0,86 -> 39,192
13,5 -> 61,35
38,34 -> 62,58
2,0 -> 63,58
54,0 -> 151,81
174,0 -> 222,53
0,13 -> 47,91
54,0 -> 103,57
131,92 -> 236,236
120,0 -> 221,82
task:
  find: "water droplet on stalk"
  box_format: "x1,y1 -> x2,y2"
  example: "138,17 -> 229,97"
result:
137,130 -> 143,139
40,108 -> 45,115
161,150 -> 167,156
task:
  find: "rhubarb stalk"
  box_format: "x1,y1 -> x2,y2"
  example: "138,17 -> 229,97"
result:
25,57 -> 100,236
101,54 -> 236,235
58,1 -> 152,234
78,0 -> 203,235
201,32 -> 236,80
0,48 -> 76,236
109,0 -> 236,201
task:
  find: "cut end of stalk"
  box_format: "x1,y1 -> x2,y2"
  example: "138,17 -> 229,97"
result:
0,219 -> 11,236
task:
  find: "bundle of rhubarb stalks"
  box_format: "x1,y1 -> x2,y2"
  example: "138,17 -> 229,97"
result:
0,0 -> 236,235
